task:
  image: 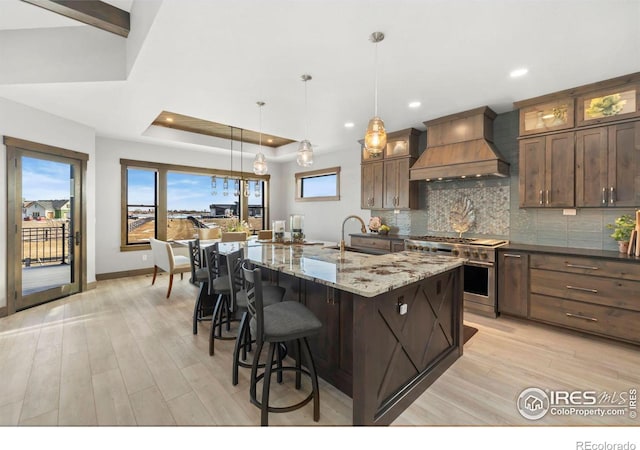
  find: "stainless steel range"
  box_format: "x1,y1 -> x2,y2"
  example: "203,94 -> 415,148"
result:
405,236 -> 508,317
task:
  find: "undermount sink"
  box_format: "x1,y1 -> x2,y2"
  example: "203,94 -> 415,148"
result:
323,245 -> 385,255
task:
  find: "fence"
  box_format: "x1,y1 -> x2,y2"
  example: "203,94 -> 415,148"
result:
22,224 -> 69,267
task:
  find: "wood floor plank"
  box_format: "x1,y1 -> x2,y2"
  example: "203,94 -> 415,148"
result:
58,350 -> 97,425
129,386 -> 176,426
166,391 -> 213,425
0,401 -> 22,425
1,274 -> 639,427
92,368 -> 136,426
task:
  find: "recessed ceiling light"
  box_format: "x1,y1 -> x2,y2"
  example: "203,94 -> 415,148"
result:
267,138 -> 274,143
510,68 -> 528,78
408,101 -> 421,108
344,122 -> 355,128
165,117 -> 174,122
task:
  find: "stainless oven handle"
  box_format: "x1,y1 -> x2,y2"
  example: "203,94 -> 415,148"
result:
465,261 -> 494,268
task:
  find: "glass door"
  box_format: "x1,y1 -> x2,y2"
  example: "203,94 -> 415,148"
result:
6,144 -> 84,312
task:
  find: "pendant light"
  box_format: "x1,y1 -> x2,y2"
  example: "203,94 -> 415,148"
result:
364,31 -> 387,157
253,101 -> 268,175
211,175 -> 217,196
297,74 -> 314,167
223,126 -> 231,196
240,129 -> 250,198
254,180 -> 261,198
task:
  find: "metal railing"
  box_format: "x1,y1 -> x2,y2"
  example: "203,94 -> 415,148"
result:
22,224 -> 69,267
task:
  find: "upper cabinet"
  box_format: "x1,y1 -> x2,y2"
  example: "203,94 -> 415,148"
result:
576,82 -> 640,127
516,72 -> 640,208
519,98 -> 574,136
519,132 -> 575,208
576,121 -> 640,207
361,128 -> 420,210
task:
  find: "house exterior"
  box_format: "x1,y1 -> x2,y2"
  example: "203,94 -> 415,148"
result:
23,200 -> 70,219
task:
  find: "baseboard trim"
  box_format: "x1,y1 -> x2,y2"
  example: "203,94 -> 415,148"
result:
87,281 -> 98,290
96,267 -> 154,281
0,306 -> 7,318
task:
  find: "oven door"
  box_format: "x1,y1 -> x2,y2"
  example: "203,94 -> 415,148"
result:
463,260 -> 495,307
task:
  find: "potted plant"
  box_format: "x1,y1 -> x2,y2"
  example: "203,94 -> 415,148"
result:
607,214 -> 636,252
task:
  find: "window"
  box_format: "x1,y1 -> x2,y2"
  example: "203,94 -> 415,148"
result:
121,159 -> 270,250
126,168 -> 158,245
295,166 -> 340,202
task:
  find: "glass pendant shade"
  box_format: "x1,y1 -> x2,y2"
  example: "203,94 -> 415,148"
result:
253,152 -> 268,175
243,181 -> 250,197
211,176 -> 217,196
364,116 -> 387,155
296,140 -> 314,167
233,179 -> 239,197
222,177 -> 229,196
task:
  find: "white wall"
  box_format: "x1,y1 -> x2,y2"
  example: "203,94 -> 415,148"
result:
0,97 -> 96,308
276,147 -> 370,245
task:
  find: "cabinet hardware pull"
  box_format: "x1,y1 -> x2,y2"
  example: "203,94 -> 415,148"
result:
539,190 -> 543,205
565,312 -> 598,322
546,189 -> 550,205
467,261 -> 494,268
565,263 -> 599,270
609,186 -> 615,205
566,285 -> 598,293
503,253 -> 521,258
602,187 -> 607,205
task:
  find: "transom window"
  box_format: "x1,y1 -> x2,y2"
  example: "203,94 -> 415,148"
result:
295,166 -> 341,201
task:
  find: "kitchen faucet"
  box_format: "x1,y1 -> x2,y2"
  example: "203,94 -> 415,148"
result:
340,215 -> 367,253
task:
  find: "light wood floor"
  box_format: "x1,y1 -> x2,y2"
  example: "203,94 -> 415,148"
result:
0,273 -> 638,427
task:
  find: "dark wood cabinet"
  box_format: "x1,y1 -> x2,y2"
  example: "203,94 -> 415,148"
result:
519,132 -> 575,207
576,121 -> 640,207
350,235 -> 405,253
361,128 -> 419,210
361,161 -> 384,209
529,253 -> 640,344
497,251 -> 529,318
383,158 -> 417,209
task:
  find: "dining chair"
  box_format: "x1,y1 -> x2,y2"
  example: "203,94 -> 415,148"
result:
198,227 -> 221,240
257,230 -> 273,240
188,238 -> 208,285
225,249 -> 286,385
149,238 -> 191,298
242,262 -> 322,426
221,231 -> 247,242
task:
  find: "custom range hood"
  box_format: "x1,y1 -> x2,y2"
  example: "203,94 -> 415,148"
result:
410,106 -> 509,181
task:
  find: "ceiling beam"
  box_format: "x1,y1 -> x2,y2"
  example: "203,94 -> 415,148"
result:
21,0 -> 130,38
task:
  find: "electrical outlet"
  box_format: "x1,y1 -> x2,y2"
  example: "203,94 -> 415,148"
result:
142,254 -> 148,261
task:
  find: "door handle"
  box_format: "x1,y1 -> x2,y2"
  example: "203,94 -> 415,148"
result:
602,187 -> 607,205
609,186 -> 615,205
75,231 -> 81,245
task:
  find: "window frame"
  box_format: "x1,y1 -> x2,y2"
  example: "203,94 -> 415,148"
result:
120,158 -> 270,251
294,166 -> 341,202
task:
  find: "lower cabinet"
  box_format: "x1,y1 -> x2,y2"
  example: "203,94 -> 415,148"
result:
527,253 -> 640,344
351,235 -> 405,253
274,271 -> 353,396
497,251 -> 529,318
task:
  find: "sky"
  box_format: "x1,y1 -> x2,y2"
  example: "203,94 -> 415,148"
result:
23,157 -> 334,211
22,157 -> 70,201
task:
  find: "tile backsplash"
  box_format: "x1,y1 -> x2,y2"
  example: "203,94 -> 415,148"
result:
371,110 -> 637,251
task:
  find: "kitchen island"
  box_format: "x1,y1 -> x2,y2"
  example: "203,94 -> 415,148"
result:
236,242 -> 465,425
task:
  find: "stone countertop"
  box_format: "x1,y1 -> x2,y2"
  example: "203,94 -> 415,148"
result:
500,243 -> 640,263
231,241 -> 465,298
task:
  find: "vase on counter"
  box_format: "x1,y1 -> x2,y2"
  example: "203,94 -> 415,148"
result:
272,220 -> 286,243
618,240 -> 630,253
289,214 -> 305,243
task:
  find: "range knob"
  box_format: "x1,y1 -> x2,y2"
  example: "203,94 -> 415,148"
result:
431,247 -> 438,252
463,250 -> 471,257
452,249 -> 459,256
472,251 -> 479,258
480,252 -> 488,259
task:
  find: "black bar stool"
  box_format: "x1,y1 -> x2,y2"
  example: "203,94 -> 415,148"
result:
225,249 -> 286,386
203,243 -> 236,355
242,263 -> 322,426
